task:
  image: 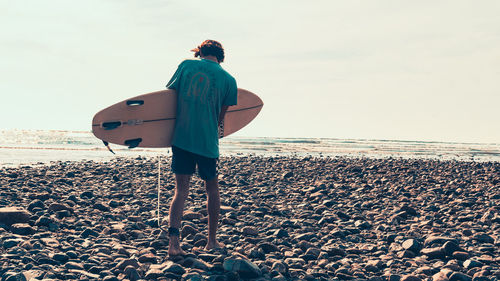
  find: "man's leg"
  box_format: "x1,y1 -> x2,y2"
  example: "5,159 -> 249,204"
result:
167,173 -> 191,256
205,177 -> 223,250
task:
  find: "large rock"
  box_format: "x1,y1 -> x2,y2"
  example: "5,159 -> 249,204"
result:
421,247 -> 446,260
424,236 -> 459,247
223,258 -> 262,279
0,207 -> 31,226
48,203 -> 73,213
115,258 -> 140,270
472,233 -> 495,244
401,275 -> 422,281
432,270 -> 451,281
448,272 -> 472,281
402,239 -> 423,253
10,223 -> 35,235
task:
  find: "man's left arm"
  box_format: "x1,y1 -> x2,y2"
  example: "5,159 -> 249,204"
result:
218,105 -> 229,127
219,78 -> 237,131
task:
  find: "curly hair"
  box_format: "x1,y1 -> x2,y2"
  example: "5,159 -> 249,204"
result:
192,40 -> 225,63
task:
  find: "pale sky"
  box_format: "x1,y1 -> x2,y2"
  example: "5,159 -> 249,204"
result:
1,0 -> 499,143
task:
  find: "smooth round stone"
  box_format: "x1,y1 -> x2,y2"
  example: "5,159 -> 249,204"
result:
223,258 -> 262,279
52,253 -> 69,263
449,272 -> 473,281
65,251 -> 78,259
124,265 -> 141,281
3,239 -> 24,249
64,261 -> 84,270
463,259 -> 483,269
10,223 -> 36,235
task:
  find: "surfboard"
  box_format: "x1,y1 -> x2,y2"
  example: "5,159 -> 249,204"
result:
91,88 -> 263,148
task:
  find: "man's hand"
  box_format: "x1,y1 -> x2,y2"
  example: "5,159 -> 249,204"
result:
218,105 -> 229,127
218,105 -> 229,138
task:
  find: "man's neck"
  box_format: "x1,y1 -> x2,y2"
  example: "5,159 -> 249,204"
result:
201,55 -> 219,63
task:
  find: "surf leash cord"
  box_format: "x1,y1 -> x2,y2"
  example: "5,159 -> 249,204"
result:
157,155 -> 161,227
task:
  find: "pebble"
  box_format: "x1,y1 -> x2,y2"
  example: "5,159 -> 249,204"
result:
241,226 -> 259,236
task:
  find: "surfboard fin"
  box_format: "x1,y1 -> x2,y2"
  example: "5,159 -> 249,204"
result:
102,121 -> 122,130
124,138 -> 142,149
102,141 -> 115,154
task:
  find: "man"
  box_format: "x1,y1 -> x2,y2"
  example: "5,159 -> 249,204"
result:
165,40 -> 237,256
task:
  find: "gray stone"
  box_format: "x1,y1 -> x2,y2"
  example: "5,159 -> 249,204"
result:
443,241 -> 461,256
241,226 -> 259,236
273,229 -> 289,238
52,253 -> 69,264
223,258 -> 262,279
271,261 -> 287,274
432,271 -> 450,281
181,224 -> 199,238
452,251 -> 469,260
164,261 -> 186,275
48,202 -> 72,212
258,242 -> 279,253
3,238 -> 24,249
401,275 -> 422,281
124,265 -> 141,281
449,272 -> 472,281
183,257 -> 209,271
402,239 -> 423,253
463,259 -> 483,269
354,220 -> 371,229
10,223 -> 35,235
145,268 -> 163,279
115,258 -> 140,270
80,191 -> 94,199
421,247 -> 446,260
321,245 -> 346,257
35,216 -> 52,227
472,277 -> 491,281
389,274 -> 402,281
80,228 -> 100,238
0,207 -> 31,225
182,272 -> 204,281
65,261 -> 84,270
4,272 -> 27,281
138,253 -> 157,264
424,236 -> 459,247
472,233 -> 495,244
94,202 -> 110,212
27,200 -> 45,212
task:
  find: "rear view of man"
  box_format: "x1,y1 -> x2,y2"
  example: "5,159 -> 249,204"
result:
165,40 -> 237,256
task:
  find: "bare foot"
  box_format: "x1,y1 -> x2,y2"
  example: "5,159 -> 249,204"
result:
205,240 -> 225,251
168,246 -> 187,257
168,236 -> 187,256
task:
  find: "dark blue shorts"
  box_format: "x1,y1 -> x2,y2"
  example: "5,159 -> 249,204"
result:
171,146 -> 218,181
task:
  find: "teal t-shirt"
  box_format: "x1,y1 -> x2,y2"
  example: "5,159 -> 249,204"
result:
166,59 -> 237,158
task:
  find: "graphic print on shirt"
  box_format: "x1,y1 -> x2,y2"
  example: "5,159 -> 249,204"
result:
186,72 -> 211,104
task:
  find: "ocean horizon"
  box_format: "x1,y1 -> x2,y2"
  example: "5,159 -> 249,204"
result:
1,129 -> 499,167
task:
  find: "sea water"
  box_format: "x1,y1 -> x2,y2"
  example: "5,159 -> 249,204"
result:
1,129 -> 499,167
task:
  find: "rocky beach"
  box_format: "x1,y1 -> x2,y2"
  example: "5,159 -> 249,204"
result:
0,156 -> 498,281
